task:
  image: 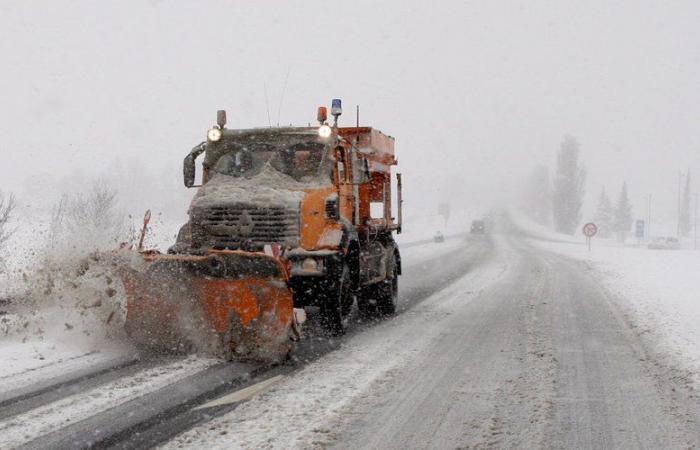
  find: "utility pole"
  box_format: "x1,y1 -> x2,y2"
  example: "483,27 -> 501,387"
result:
695,192 -> 698,250
677,171 -> 682,238
647,194 -> 652,241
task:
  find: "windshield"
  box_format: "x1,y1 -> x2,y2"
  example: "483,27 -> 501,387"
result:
211,138 -> 331,183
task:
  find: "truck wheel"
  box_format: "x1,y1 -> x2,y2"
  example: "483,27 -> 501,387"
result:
320,264 -> 352,335
377,265 -> 398,315
358,260 -> 398,317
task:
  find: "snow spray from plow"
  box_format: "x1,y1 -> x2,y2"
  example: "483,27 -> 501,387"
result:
120,247 -> 297,361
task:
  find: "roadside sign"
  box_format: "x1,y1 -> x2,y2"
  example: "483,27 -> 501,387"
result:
583,222 -> 597,251
582,222 -> 598,237
635,220 -> 645,239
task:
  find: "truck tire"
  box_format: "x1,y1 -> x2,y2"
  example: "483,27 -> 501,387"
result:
358,258 -> 398,317
320,264 -> 353,335
377,265 -> 398,315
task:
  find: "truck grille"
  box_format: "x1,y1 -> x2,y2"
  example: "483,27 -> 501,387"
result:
197,204 -> 300,249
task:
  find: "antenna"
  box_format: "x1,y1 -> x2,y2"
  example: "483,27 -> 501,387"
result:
264,82 -> 272,127
356,105 -> 359,128
276,67 -> 291,126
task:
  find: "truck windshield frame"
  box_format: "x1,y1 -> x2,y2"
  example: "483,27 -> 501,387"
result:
206,131 -> 334,184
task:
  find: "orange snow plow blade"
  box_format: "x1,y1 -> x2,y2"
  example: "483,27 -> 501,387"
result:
120,250 -> 294,361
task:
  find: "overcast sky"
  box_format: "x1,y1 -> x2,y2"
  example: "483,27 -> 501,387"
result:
1,0 -> 699,224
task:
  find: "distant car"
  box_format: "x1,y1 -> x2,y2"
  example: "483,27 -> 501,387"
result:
470,220 -> 485,234
648,237 -> 681,250
433,231 -> 445,243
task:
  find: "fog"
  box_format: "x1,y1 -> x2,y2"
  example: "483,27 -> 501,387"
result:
4,4 -> 700,446
2,1 -> 699,226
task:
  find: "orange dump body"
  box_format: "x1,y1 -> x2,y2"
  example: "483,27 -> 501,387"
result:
121,250 -> 294,360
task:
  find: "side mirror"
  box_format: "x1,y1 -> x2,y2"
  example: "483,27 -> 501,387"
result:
184,154 -> 196,187
184,142 -> 206,188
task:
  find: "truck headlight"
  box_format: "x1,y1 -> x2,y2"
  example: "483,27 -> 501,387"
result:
318,125 -> 332,138
207,127 -> 222,142
291,257 -> 325,275
302,258 -> 318,271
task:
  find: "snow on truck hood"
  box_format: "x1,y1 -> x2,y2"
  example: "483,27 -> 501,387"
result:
189,163 -> 323,211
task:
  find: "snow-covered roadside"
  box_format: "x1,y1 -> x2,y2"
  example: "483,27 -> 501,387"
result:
0,250 -> 139,388
160,239 -> 503,450
0,356 -> 218,449
506,210 -> 581,244
0,213 -> 188,391
513,212 -> 700,388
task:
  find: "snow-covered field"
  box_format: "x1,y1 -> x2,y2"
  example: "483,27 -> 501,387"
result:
515,213 -> 700,388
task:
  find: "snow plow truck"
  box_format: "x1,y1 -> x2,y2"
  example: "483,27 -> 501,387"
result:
121,100 -> 403,360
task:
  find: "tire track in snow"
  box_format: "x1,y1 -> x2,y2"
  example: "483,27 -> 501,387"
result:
0,354 -> 142,420
0,356 -> 217,449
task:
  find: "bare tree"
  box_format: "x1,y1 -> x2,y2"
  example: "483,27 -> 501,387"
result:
0,191 -> 16,250
48,182 -> 124,251
47,195 -> 68,250
65,181 -> 119,236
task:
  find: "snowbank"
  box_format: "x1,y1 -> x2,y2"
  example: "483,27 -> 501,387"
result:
506,210 -> 581,244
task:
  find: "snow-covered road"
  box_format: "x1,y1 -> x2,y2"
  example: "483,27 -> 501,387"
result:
164,230 -> 700,449
3,227 -> 700,449
0,234 -> 487,449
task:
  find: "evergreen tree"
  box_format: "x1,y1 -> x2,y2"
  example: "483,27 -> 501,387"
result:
552,135 -> 586,234
613,181 -> 633,242
680,169 -> 691,237
593,187 -> 614,238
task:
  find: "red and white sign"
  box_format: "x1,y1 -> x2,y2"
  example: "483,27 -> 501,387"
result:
582,222 -> 598,238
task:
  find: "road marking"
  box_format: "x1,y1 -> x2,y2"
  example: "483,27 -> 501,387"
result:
193,375 -> 285,410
